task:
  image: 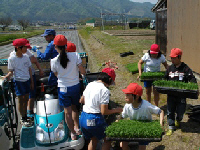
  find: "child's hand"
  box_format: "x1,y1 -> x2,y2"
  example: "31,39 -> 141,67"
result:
137,74 -> 141,81
3,75 -> 10,81
39,70 -> 44,77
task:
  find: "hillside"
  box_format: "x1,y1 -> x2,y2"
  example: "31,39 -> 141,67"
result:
0,0 -> 155,22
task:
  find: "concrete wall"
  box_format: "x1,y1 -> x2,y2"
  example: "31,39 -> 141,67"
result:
167,0 -> 200,73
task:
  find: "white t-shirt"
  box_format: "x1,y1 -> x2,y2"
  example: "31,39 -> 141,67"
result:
8,54 -> 31,82
51,52 -> 82,87
122,100 -> 161,121
83,81 -> 110,113
10,50 -> 35,75
142,53 -> 166,72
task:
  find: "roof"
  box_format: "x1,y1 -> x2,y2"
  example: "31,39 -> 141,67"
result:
86,19 -> 95,23
151,0 -> 167,12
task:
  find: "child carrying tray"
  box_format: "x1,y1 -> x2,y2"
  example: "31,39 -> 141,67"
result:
119,83 -> 164,150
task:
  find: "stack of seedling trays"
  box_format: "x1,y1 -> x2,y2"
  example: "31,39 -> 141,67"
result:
153,80 -> 198,99
105,120 -> 163,142
140,72 -> 165,82
186,105 -> 200,123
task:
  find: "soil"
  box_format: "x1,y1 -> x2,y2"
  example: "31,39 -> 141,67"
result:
79,29 -> 200,150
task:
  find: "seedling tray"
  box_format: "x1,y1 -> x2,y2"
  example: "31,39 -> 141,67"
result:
106,137 -> 162,142
140,72 -> 165,82
154,86 -> 198,99
105,120 -> 163,142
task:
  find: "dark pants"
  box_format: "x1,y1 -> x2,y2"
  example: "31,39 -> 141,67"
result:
167,95 -> 186,129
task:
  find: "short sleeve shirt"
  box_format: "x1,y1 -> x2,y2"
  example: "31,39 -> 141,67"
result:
10,50 -> 35,75
122,100 -> 161,121
142,53 -> 166,72
51,52 -> 82,87
83,81 -> 110,113
8,55 -> 31,82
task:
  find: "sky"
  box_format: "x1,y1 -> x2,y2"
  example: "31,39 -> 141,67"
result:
130,0 -> 158,4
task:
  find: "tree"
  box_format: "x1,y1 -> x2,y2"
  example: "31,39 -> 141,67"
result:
0,17 -> 12,31
17,19 -> 30,30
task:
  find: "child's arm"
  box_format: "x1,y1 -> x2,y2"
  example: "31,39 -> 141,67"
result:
29,67 -> 34,90
30,56 -> 44,77
162,61 -> 168,70
159,110 -> 164,126
79,96 -> 85,104
137,59 -> 144,80
4,71 -> 13,81
101,104 -> 123,115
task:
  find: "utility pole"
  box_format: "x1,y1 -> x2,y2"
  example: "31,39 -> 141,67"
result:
101,9 -> 104,31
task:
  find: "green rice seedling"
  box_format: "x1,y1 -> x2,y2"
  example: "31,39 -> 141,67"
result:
125,62 -> 144,74
140,72 -> 165,80
105,120 -> 163,138
153,80 -> 198,90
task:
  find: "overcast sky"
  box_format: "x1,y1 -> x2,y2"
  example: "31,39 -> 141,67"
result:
130,0 -> 158,4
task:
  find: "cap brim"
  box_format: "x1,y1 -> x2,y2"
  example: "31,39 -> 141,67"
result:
122,89 -> 132,94
150,51 -> 159,54
41,33 -> 48,37
25,43 -> 32,49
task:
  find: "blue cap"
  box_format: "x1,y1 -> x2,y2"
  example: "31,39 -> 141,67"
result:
41,29 -> 56,37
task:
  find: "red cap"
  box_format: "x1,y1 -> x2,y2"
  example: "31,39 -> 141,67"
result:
102,67 -> 116,81
13,38 -> 32,49
150,44 -> 160,54
169,48 -> 182,57
66,42 -> 76,52
53,35 -> 67,46
122,83 -> 143,96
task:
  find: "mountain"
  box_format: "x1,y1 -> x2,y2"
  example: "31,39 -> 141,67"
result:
0,0 -> 155,22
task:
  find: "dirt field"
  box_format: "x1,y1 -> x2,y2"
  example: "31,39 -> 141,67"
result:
79,29 -> 200,150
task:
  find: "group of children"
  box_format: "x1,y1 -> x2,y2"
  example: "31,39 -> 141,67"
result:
4,30 -> 198,150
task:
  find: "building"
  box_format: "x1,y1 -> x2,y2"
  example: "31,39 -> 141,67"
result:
86,19 -> 95,27
152,0 -> 200,74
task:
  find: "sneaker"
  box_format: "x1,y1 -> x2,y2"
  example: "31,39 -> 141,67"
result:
166,129 -> 173,136
74,128 -> 82,135
71,132 -> 77,140
20,119 -> 33,127
175,121 -> 180,128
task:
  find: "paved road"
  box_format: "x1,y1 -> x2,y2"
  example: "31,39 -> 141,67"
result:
0,30 -> 84,59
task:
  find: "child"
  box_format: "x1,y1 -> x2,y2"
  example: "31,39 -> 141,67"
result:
79,68 -> 123,150
165,48 -> 197,136
4,38 -> 34,127
10,46 -> 44,118
138,44 -> 168,106
66,42 -> 76,52
120,83 -> 164,150
51,35 -> 86,140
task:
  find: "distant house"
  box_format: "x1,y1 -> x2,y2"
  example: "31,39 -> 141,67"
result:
152,0 -> 200,74
86,19 -> 95,27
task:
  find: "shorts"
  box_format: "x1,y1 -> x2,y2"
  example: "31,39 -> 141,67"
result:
29,74 -> 36,99
80,111 -> 107,140
14,80 -> 30,96
144,81 -> 153,88
58,83 -> 80,108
